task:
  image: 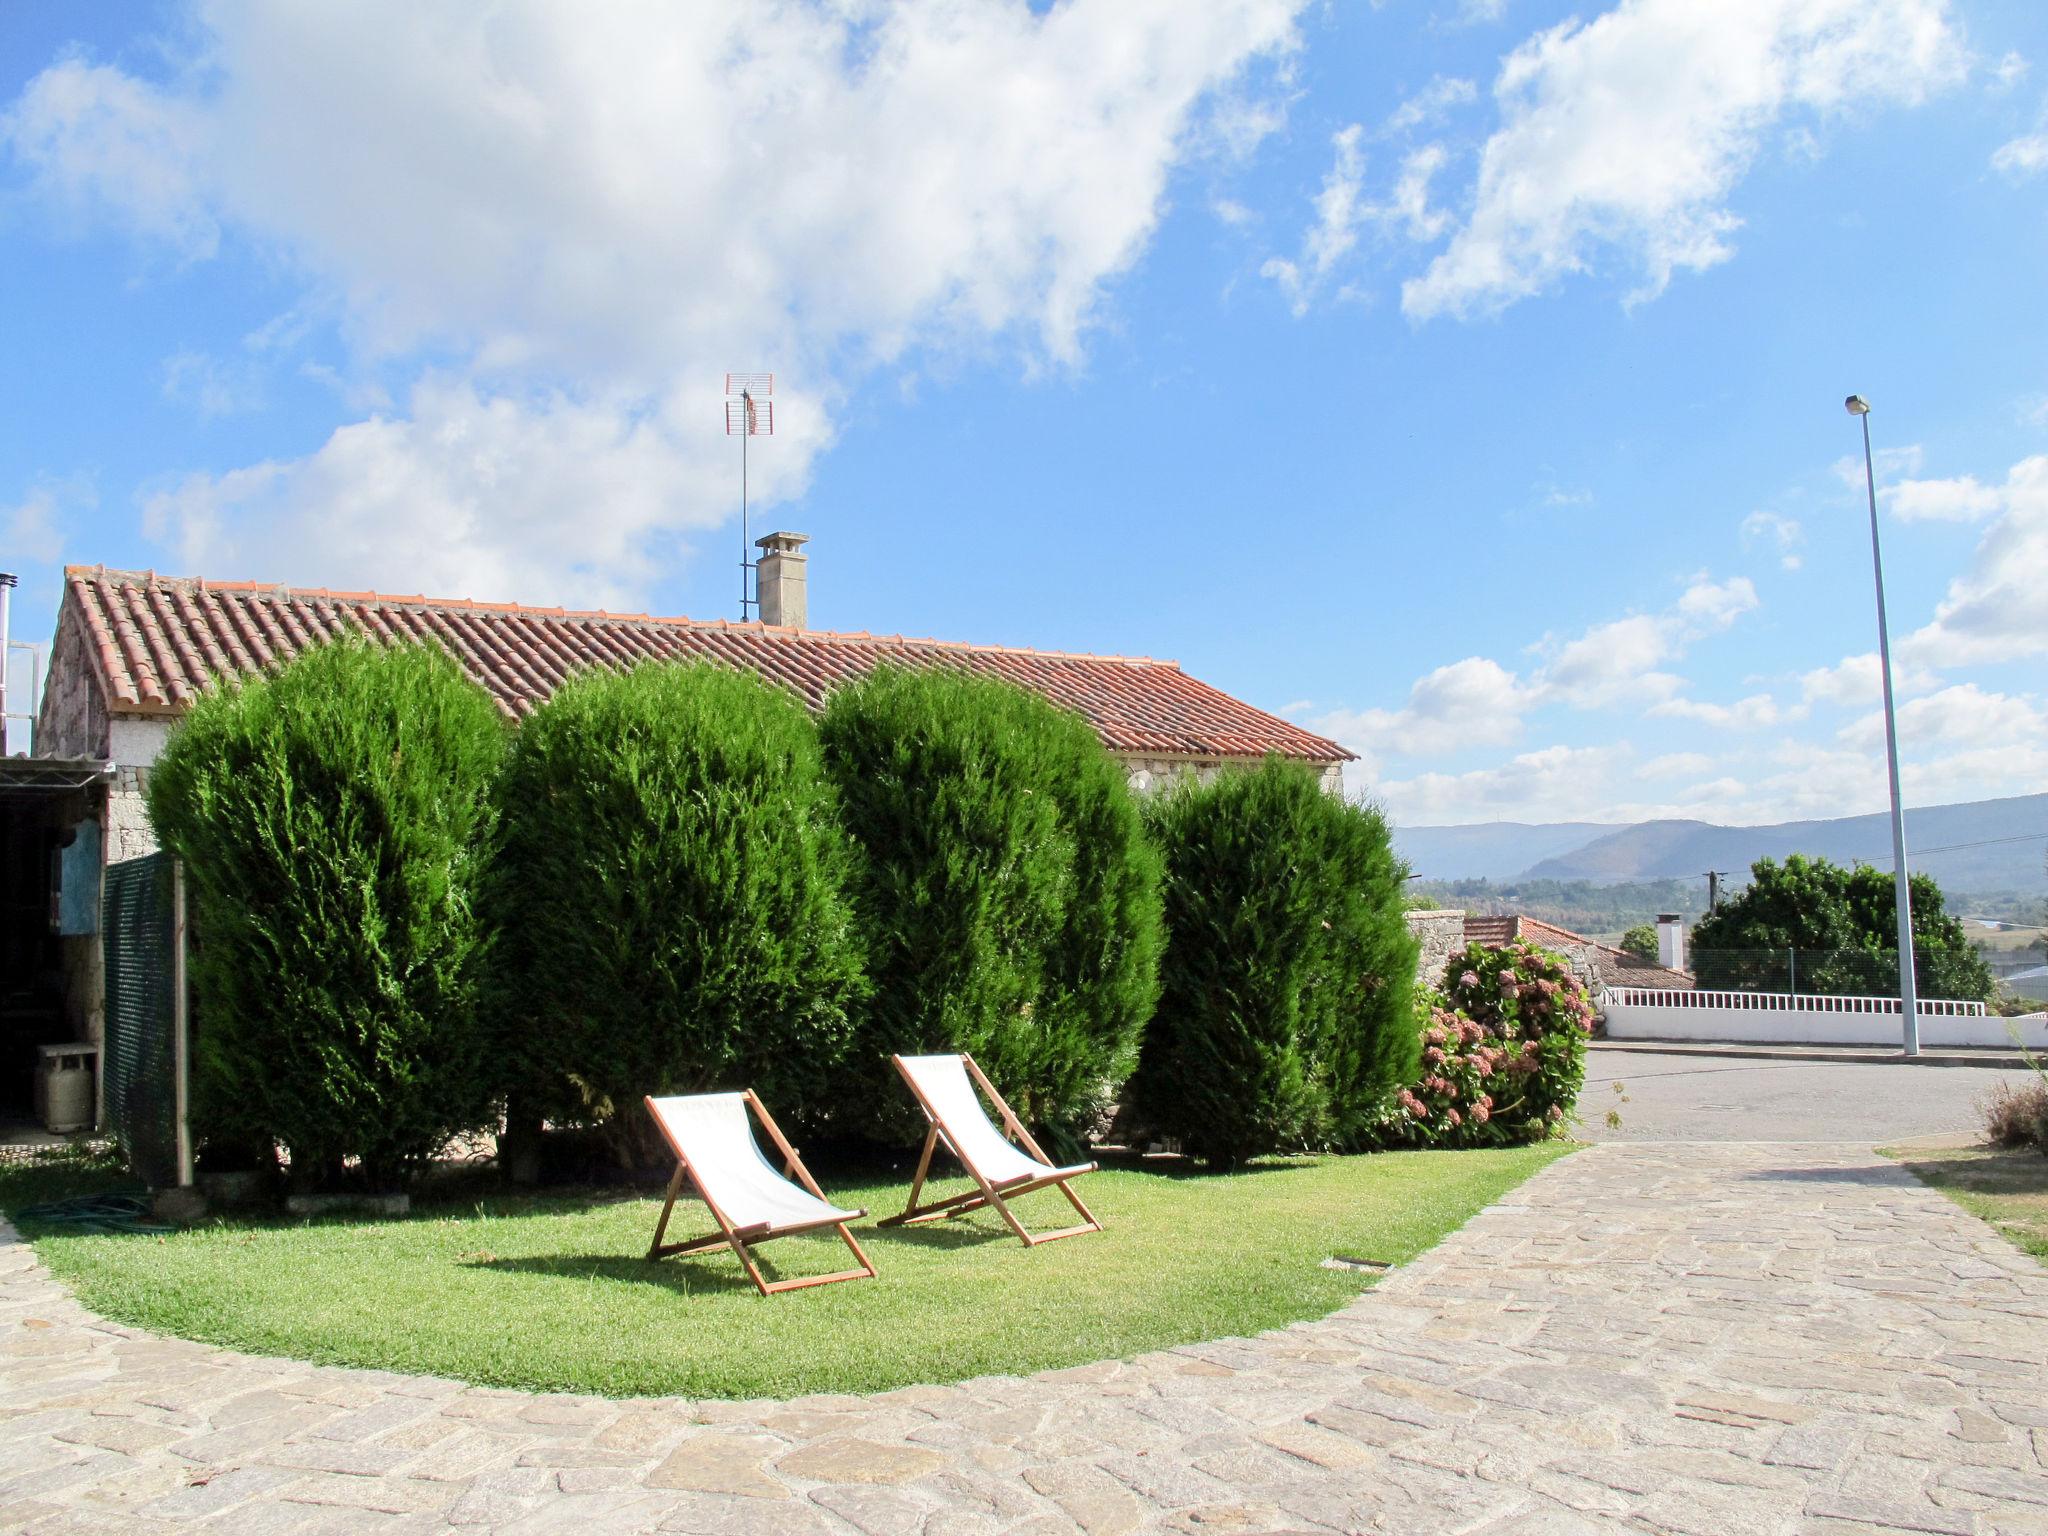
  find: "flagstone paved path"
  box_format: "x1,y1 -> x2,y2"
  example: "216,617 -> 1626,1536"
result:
5,1142 -> 2046,1535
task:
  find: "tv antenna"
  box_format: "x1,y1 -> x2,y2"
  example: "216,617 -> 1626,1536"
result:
724,373 -> 775,620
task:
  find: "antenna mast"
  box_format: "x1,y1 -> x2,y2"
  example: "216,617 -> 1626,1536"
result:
724,373 -> 775,620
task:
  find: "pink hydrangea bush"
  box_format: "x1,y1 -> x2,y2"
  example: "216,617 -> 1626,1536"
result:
1375,939 -> 1594,1148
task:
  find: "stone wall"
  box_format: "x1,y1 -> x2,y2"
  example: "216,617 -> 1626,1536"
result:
35,610 -> 107,759
1404,908 -> 1467,989
1119,754 -> 1345,795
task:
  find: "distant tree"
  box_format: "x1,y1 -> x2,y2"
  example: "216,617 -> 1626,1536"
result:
1619,925 -> 1660,964
1689,854 -> 1995,1001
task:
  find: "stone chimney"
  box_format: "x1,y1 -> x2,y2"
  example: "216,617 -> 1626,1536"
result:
755,532 -> 809,629
1655,913 -> 1687,973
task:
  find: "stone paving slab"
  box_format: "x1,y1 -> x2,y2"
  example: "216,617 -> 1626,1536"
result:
4,1143 -> 2046,1535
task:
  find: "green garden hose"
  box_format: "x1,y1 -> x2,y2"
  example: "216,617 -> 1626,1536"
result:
14,1192 -> 174,1236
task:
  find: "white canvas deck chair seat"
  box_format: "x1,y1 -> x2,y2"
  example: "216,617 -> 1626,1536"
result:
878,1053 -> 1102,1246
643,1091 -> 877,1296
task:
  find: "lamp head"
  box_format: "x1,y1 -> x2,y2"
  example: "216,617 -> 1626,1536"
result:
1845,395 -> 1870,416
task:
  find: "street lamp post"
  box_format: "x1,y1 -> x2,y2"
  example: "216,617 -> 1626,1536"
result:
1845,394 -> 1919,1056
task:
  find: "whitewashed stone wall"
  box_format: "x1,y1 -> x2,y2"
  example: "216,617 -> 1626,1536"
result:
106,769 -> 160,862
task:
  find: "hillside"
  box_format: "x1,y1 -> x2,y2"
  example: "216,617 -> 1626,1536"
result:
1393,821 -> 1620,882
1395,792 -> 2048,894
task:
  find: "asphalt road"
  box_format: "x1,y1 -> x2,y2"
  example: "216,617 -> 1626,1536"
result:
1576,1047 -> 2041,1143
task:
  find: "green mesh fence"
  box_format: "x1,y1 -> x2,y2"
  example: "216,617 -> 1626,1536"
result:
102,853 -> 178,1188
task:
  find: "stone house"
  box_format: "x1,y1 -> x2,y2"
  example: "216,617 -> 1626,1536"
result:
13,543 -> 1350,1095
1405,908 -> 1693,996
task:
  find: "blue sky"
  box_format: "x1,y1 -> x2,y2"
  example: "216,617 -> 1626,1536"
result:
3,0 -> 2045,830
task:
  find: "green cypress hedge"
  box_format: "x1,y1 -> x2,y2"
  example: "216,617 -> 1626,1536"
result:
144,637 -> 507,1189
818,665 -> 1162,1140
1132,758 -> 1418,1166
485,661 -> 865,1156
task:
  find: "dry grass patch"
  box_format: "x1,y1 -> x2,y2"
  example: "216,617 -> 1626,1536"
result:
1886,1142 -> 2048,1263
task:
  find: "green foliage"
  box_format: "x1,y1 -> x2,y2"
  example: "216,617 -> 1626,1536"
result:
145,638 -> 506,1188
1409,875 -> 1709,935
1132,758 -> 1418,1166
1690,854 -> 1996,1001
1619,924 -> 1659,963
818,665 -> 1162,1140
1373,941 -> 1594,1149
486,662 -> 866,1153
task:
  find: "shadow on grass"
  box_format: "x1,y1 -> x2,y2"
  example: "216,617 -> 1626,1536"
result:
1090,1152 -> 1327,1181
862,1219 -> 1014,1251
464,1251 -> 770,1296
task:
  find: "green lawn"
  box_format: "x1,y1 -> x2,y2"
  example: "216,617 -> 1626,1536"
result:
2,1145 -> 1567,1399
1885,1142 -> 2048,1263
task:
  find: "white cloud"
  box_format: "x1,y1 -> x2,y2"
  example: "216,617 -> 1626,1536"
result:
4,2 -> 1305,602
2,59 -> 218,258
1321,570 -> 1761,776
1741,509 -> 1805,569
1263,124 -> 1458,313
1385,76 -> 1476,133
1992,133 -> 2048,177
1312,655 -> 1531,775
4,480 -> 88,566
1901,455 -> 2048,668
1837,682 -> 2048,755
1651,692 -> 1783,729
1886,472 -> 2003,522
1799,650 -> 1939,709
1991,52 -> 2029,91
1674,573 -> 1760,628
1539,613 -> 1687,709
1262,123 -> 1368,316
161,350 -> 263,419
1402,0 -> 1965,320
1536,574 -> 1756,708
140,377 -> 818,610
1639,751 -> 1714,779
1386,144 -> 1453,242
1376,744 -> 1620,825
1456,0 -> 1511,24
1832,442 -> 1925,490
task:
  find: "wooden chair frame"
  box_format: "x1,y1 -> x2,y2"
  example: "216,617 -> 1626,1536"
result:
644,1090 -> 877,1296
877,1053 -> 1102,1247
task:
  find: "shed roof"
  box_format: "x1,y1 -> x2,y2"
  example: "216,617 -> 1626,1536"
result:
56,566 -> 1350,764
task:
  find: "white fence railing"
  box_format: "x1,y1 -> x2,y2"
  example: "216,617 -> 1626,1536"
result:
1599,985 -> 2045,1050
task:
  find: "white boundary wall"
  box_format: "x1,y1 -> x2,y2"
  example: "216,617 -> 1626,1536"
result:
1600,986 -> 2048,1050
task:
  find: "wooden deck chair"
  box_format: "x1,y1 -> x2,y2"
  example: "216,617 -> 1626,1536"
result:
643,1091 -> 877,1296
877,1053 -> 1102,1246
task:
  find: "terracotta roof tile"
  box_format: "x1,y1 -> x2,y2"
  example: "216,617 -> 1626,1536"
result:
1463,912 -> 1693,988
60,566 -> 1350,763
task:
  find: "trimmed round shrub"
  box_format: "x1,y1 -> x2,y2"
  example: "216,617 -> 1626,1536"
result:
144,637 -> 506,1189
1376,939 -> 1593,1148
486,661 -> 866,1158
818,665 -> 1163,1141
1131,758 -> 1418,1166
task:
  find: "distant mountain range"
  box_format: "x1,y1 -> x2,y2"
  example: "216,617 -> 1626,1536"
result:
1395,792 -> 2048,895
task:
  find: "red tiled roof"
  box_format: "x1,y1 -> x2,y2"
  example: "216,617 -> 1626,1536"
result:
1463,912 -> 1692,988
57,567 -> 1351,763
